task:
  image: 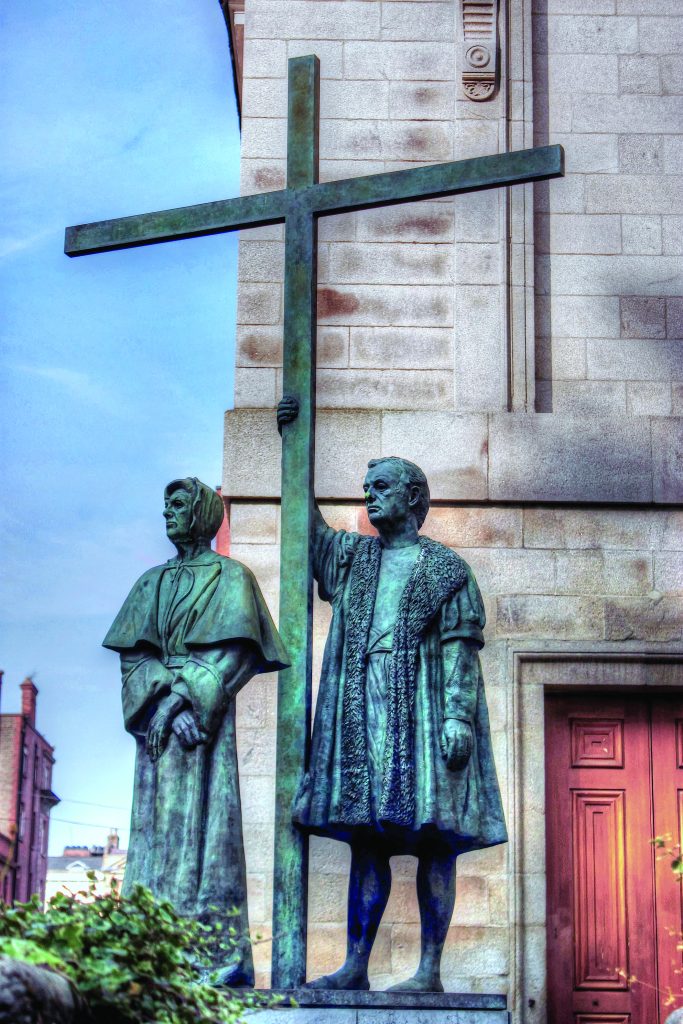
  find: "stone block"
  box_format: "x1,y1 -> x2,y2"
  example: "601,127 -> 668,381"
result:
237,326 -> 282,367
552,381 -> 626,415
622,215 -> 662,255
663,217 -> 683,256
654,551 -> 683,593
662,54 -> 683,94
674,385 -> 683,414
343,41 -> 454,81
454,286 -> 506,412
535,175 -> 585,214
604,596 -> 683,641
547,254 -> 683,294
239,240 -> 285,282
652,417 -> 683,503
309,836 -> 352,876
540,213 -> 620,255
350,327 -> 453,369
355,202 -> 454,243
667,298 -> 683,340
639,16 -> 683,55
574,95 -> 680,133
626,381 -> 672,416
617,0 -> 681,12
230,503 -> 279,545
315,411 -> 383,497
552,133 -> 619,174
318,284 -> 453,327
540,53 -> 618,94
423,507 -> 523,548
523,508 -> 655,550
241,159 -> 287,194
389,82 -> 454,120
546,15 -> 638,54
535,295 -> 620,339
319,214 -> 358,243
488,415 -> 652,503
545,338 -> 587,381
618,54 -> 661,94
224,410 -> 281,498
554,550 -> 653,596
454,192 -> 499,243
244,39 -> 287,79
464,549 -> 556,596
240,774 -> 275,825
320,80 -> 389,120
453,120 -> 500,161
664,137 -> 683,176
234,367 -> 278,408
241,117 -> 287,160
618,134 -> 663,174
308,872 -> 349,923
237,283 -> 282,326
242,79 -> 288,120
247,1 -> 381,40
316,368 -> 452,411
454,245 -> 500,286
320,159 -> 386,182
534,0 -> 614,11
329,242 -> 453,285
288,40 -> 344,78
380,412 -> 488,501
318,327 -> 350,368
380,2 -> 454,41
587,339 -> 683,382
496,595 -> 603,640
620,296 -> 666,339
247,1012 -> 356,1024
324,121 -> 454,163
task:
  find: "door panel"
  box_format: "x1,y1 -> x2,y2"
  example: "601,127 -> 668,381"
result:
546,694 -> 659,1024
651,698 -> 683,1023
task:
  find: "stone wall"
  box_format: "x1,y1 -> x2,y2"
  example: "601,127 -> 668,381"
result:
231,500 -> 683,1003
533,0 -> 683,413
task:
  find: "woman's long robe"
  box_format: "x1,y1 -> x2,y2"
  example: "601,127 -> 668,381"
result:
103,549 -> 288,981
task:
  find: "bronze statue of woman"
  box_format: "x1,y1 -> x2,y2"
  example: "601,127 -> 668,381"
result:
104,477 -> 289,986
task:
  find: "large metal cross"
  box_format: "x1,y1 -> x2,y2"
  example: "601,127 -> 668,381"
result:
65,54 -> 563,989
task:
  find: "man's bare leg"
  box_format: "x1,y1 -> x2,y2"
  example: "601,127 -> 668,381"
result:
387,846 -> 457,992
307,842 -> 392,990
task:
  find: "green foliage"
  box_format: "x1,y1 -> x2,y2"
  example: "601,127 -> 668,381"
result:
0,878 -> 273,1023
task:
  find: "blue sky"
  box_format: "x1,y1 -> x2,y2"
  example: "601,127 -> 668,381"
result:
1,0 -> 242,854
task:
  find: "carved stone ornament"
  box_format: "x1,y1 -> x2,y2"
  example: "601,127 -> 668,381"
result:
460,0 -> 500,101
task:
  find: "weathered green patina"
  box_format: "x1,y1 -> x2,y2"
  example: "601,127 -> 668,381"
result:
65,55 -> 563,988
102,478 -> 289,988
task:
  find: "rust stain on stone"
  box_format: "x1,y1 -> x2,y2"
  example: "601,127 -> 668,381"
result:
318,288 -> 360,319
254,167 -> 285,190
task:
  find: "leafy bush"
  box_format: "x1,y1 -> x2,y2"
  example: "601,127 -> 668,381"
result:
0,878 -> 273,1023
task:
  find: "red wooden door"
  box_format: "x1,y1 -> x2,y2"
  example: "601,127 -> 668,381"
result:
546,693 -> 683,1024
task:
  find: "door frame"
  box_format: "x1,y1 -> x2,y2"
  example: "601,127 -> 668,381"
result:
508,645 -> 683,1024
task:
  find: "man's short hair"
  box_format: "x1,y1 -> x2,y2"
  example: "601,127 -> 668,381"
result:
367,457 -> 430,529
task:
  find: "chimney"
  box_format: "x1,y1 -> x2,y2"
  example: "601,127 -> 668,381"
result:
106,829 -> 120,855
20,678 -> 38,727
0,670 -> 4,713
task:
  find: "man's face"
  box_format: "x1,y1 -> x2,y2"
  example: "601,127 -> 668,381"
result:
163,489 -> 194,542
363,462 -> 413,529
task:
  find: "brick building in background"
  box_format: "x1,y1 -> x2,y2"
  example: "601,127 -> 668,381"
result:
217,2 -> 683,1022
0,674 -> 59,904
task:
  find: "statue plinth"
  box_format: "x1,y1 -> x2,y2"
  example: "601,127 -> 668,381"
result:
252,989 -> 510,1022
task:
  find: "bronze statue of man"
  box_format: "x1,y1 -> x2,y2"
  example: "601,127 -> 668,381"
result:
279,398 -> 506,993
103,477 -> 289,987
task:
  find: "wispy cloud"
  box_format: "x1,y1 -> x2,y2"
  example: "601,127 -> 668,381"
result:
11,364 -> 126,416
0,227 -> 59,260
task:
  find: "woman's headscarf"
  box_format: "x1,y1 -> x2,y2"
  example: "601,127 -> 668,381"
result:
164,477 -> 225,542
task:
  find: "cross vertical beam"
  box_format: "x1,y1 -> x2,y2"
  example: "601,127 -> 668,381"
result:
271,55 -> 319,989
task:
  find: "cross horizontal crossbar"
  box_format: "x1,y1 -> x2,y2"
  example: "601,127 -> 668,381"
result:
64,145 -> 563,256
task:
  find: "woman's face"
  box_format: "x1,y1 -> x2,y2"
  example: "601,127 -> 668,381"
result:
163,488 -> 194,543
